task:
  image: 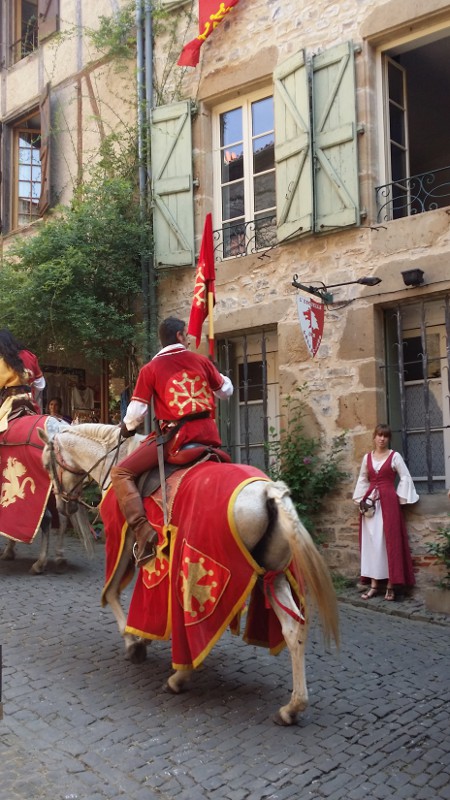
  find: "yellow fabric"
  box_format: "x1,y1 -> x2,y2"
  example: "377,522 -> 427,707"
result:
0,357 -> 23,389
0,397 -> 15,433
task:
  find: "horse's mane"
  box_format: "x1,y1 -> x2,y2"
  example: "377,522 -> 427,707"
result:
63,423 -> 120,449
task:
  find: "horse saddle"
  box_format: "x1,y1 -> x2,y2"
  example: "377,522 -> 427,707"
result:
137,444 -> 231,499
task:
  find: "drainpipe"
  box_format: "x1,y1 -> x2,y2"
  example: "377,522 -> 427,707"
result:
136,0 -> 152,363
144,0 -> 158,358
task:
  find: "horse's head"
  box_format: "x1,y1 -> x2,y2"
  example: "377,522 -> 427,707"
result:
39,422 -> 140,511
39,424 -> 87,516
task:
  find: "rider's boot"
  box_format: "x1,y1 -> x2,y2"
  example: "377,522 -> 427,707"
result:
110,466 -> 158,568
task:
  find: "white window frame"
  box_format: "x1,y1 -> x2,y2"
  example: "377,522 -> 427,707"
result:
375,21 -> 450,190
212,87 -> 276,259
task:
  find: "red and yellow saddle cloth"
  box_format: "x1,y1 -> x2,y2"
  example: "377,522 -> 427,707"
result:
0,415 -> 52,543
101,461 -> 303,670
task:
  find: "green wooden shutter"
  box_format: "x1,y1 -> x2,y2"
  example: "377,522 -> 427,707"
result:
312,42 -> 360,232
38,0 -> 60,42
274,50 -> 313,241
151,100 -> 195,268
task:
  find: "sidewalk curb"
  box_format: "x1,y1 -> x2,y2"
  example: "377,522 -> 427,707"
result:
337,589 -> 450,627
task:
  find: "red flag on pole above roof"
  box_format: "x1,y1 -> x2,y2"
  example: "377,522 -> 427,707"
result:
177,0 -> 240,68
187,213 -> 216,357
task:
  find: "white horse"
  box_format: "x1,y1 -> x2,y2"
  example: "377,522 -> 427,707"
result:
0,495 -> 93,574
0,416 -> 98,574
39,423 -> 339,726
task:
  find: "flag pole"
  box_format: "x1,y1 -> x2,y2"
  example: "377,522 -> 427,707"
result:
208,290 -> 214,358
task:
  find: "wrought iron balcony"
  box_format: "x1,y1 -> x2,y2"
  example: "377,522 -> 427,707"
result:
213,215 -> 277,261
376,165 -> 450,223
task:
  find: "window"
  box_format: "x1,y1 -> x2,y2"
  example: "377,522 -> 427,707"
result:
14,114 -> 42,226
384,298 -> 450,493
213,91 -> 276,259
151,43 -> 360,268
376,28 -> 450,221
217,330 -> 279,470
12,0 -> 38,62
10,0 -> 59,64
1,87 -> 51,232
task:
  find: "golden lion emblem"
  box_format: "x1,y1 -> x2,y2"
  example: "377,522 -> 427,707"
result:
1,457 -> 36,507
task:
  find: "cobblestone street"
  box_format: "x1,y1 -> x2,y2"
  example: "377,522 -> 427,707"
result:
1,534 -> 449,800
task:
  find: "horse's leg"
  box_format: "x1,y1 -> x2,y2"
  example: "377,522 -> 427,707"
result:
267,572 -> 309,726
103,530 -> 148,664
166,668 -> 193,694
0,539 -> 16,560
54,512 -> 68,572
30,510 -> 52,574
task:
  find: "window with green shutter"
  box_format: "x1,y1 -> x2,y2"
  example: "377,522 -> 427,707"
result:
151,100 -> 196,268
150,42 -> 360,265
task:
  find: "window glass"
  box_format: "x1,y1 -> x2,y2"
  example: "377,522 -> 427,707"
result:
16,126 -> 41,227
251,96 -> 273,136
216,92 -> 275,259
220,107 -> 242,147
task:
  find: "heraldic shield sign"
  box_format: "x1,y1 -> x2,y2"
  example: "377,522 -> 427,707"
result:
296,295 -> 325,357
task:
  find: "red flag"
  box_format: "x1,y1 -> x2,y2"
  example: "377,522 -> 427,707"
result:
178,0 -> 240,68
187,213 -> 216,356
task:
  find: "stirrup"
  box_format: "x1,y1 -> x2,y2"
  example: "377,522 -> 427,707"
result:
133,538 -> 157,568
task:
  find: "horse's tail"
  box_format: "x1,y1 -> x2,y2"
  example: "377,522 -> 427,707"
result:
266,481 -> 339,650
63,504 -> 95,558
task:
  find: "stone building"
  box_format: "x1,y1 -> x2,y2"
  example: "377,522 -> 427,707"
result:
1,0 -> 450,590
152,0 -> 450,590
0,0 -> 135,421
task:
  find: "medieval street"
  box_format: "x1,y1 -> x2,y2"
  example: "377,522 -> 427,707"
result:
0,534 -> 449,800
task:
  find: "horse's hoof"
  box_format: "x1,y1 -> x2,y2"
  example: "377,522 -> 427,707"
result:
272,709 -> 298,726
166,675 -> 188,694
0,549 -> 15,561
165,679 -> 182,694
128,641 -> 147,664
55,558 -> 68,573
29,563 -> 45,575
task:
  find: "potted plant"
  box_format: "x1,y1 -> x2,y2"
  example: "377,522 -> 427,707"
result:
425,518 -> 450,614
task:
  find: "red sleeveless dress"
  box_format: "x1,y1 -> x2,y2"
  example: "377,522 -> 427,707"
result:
360,451 -> 415,586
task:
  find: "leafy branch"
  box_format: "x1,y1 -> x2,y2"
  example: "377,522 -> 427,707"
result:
267,388 -> 348,536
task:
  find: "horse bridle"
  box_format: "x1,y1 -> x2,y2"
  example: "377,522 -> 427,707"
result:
46,431 -> 123,512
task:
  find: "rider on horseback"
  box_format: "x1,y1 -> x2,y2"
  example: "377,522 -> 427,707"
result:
0,329 -> 46,433
111,316 -> 234,568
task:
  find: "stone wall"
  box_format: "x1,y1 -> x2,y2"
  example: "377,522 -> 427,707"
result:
154,0 -> 450,592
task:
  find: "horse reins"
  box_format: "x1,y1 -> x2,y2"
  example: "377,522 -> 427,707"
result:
47,430 -> 123,511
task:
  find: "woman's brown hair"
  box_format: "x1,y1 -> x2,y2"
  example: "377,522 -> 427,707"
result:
373,423 -> 391,440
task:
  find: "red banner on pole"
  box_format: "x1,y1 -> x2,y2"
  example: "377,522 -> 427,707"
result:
187,213 -> 216,357
178,0 -> 240,68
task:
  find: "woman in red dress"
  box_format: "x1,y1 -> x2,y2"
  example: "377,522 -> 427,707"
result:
353,423 -> 419,601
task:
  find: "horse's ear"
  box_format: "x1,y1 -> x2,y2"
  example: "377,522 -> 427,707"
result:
38,429 -> 50,445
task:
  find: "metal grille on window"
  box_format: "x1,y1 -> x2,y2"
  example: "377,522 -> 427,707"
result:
217,331 -> 278,471
384,296 -> 450,493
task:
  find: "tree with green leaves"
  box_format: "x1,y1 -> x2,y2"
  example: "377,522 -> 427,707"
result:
0,175 -> 149,367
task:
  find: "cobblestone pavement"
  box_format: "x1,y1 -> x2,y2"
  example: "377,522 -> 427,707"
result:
0,535 -> 449,800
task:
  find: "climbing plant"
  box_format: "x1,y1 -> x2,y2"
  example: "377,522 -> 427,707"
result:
268,389 -> 348,535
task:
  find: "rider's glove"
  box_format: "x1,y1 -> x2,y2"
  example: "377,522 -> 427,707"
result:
119,422 -> 136,438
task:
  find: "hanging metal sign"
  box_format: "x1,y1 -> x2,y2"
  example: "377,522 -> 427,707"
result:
296,295 -> 324,357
